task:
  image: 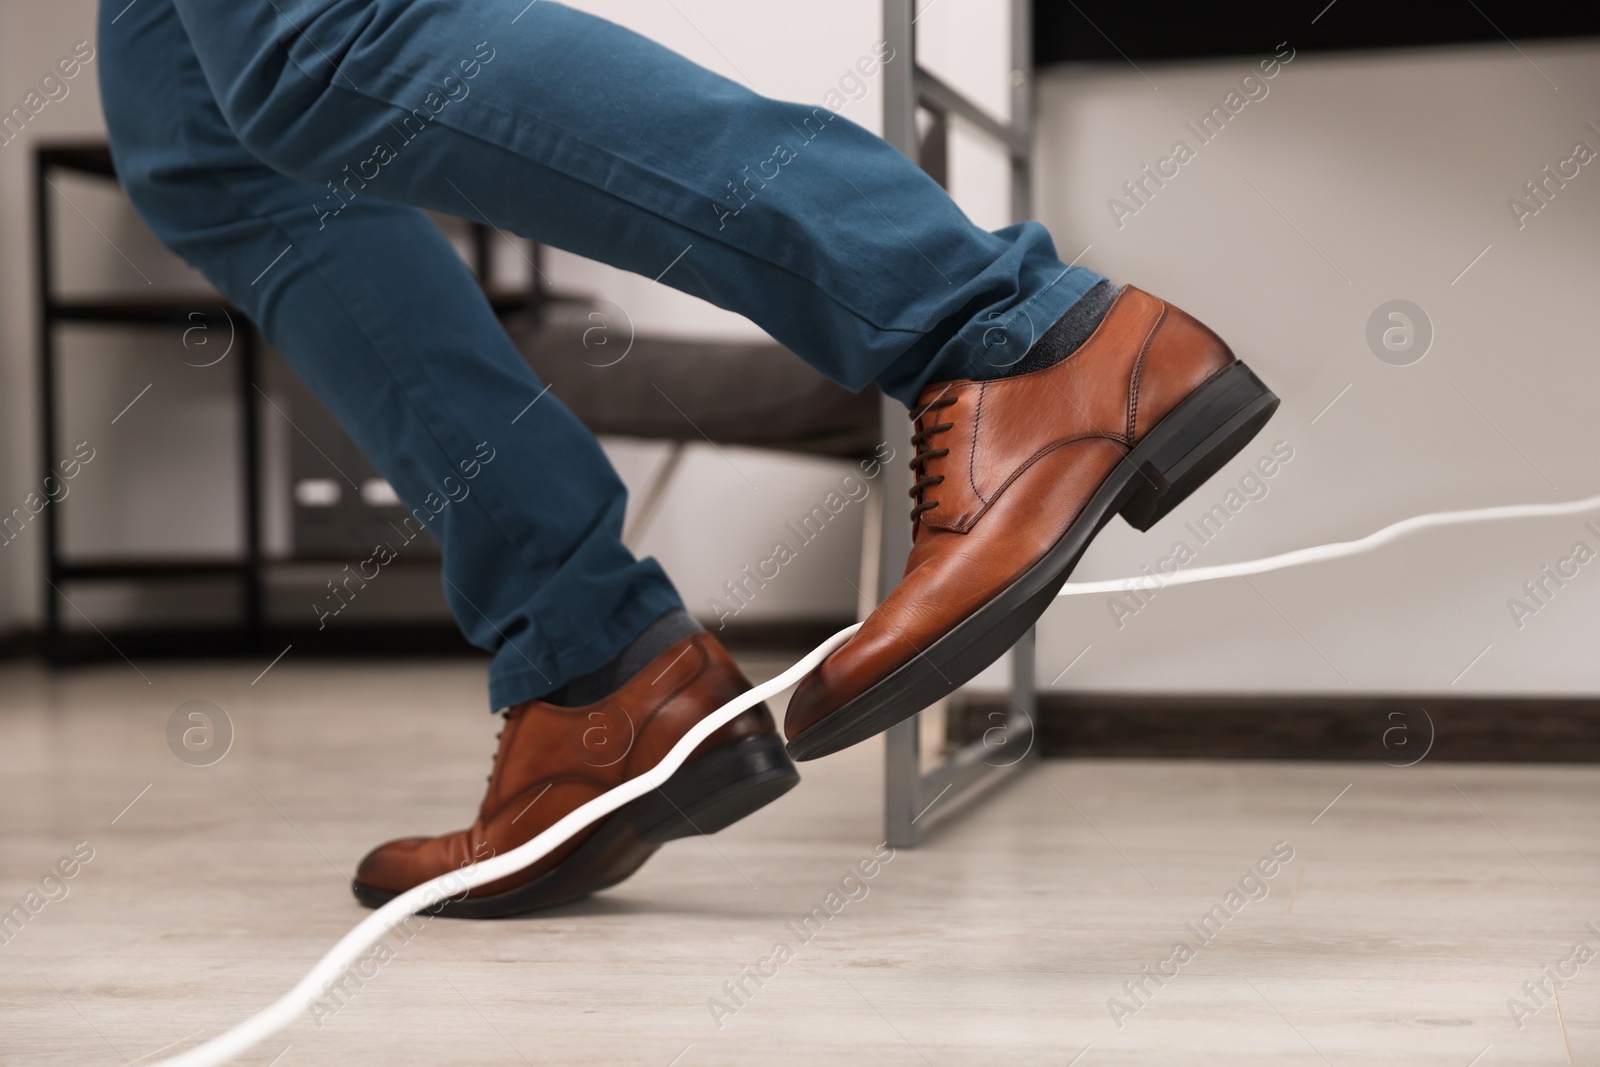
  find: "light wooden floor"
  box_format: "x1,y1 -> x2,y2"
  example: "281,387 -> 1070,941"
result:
0,655 -> 1595,1066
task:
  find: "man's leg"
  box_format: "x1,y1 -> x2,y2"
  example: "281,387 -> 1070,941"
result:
100,0 -> 684,710
99,0 -> 798,918
118,0 -> 1278,770
160,0 -> 1106,405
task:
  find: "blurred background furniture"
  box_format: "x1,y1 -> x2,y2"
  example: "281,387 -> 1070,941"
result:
34,142 -> 532,661
502,315 -> 882,552
873,0 -> 1042,847
35,140 -> 886,664
33,0 -> 1053,850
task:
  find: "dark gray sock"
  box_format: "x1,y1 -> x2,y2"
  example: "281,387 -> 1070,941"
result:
1007,281 -> 1123,377
538,609 -> 704,708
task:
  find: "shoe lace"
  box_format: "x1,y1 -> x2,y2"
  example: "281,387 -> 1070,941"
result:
474,719 -> 517,825
908,394 -> 957,524
486,727 -> 502,784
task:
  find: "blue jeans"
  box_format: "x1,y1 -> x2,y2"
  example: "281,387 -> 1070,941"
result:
97,0 -> 1103,709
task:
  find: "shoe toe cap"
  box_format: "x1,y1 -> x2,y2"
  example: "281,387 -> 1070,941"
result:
352,835 -> 435,895
784,638 -> 872,741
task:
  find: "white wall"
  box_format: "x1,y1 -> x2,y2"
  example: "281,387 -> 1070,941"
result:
546,0 -> 886,341
0,0 -> 883,635
4,2 -> 1597,698
0,0 -> 106,630
1032,41 -> 1600,695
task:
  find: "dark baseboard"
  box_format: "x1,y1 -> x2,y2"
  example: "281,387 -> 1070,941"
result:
8,625 -> 1590,762
963,692 -> 1600,763
18,624 -> 485,663
0,628 -> 43,660
0,617 -> 855,666
709,617 -> 858,652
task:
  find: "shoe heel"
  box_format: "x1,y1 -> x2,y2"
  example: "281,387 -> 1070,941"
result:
641,732 -> 800,843
1119,361 -> 1280,532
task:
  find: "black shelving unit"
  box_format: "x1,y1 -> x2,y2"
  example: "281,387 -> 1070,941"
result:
33,141 -> 540,663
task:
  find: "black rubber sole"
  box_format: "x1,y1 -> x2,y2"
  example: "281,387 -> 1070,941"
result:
786,361 -> 1279,762
351,731 -> 799,919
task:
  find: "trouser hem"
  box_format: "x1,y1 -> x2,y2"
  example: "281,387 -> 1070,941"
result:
486,581 -> 685,711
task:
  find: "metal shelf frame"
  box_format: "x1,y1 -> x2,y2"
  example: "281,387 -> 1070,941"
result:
33,145 -> 266,662
31,142 -> 531,663
879,0 -> 1041,847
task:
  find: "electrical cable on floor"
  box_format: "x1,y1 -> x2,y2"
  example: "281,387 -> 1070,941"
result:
1056,491 -> 1600,596
148,488 -> 1600,1066
149,623 -> 863,1067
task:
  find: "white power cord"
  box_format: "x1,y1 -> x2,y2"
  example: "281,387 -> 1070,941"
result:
144,488 -> 1600,1066
151,623 -> 863,1067
1057,491 -> 1600,597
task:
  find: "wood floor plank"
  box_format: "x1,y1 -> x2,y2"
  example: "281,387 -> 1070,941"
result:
0,659 -> 1594,1065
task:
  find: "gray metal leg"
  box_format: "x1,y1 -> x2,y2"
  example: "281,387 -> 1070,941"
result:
880,0 -> 1041,847
1009,0 -> 1035,220
883,718 -> 921,848
621,440 -> 688,551
885,626 -> 1038,848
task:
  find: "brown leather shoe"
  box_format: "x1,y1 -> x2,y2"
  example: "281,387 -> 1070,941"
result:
785,286 -> 1278,760
352,632 -> 796,917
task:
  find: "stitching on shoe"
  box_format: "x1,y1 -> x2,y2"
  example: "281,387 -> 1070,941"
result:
485,769 -> 614,834
634,634 -> 710,743
920,432 -> 1128,532
506,636 -> 714,808
1126,301 -> 1169,442
969,382 -> 989,510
